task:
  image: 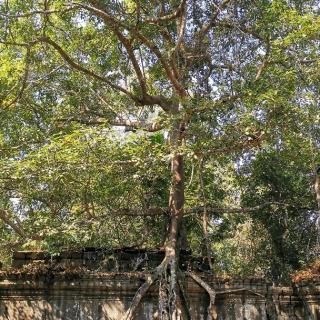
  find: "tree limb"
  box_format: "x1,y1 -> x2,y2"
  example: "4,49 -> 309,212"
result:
172,0 -> 187,53
109,28 -> 147,97
255,37 -> 271,81
90,202 -> 289,219
197,0 -> 233,39
186,94 -> 240,116
185,202 -> 285,215
194,132 -> 264,158
0,209 -> 26,238
121,274 -> 156,320
7,35 -> 178,112
0,240 -> 24,250
0,6 -> 76,18
217,20 -> 265,41
56,117 -> 164,132
38,36 -> 138,99
78,1 -> 186,97
0,37 -> 140,101
144,0 -> 186,25
2,46 -> 31,108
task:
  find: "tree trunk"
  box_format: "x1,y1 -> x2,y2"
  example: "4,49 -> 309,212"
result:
123,117 -> 189,320
160,118 -> 185,319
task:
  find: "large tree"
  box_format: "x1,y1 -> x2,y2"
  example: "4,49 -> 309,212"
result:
0,0 -> 319,319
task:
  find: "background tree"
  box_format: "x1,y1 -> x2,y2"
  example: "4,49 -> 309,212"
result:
0,0 -> 319,319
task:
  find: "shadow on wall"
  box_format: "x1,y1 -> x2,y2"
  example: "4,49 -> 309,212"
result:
0,275 -> 319,320
0,299 -> 124,320
0,297 -> 163,320
0,295 -> 314,320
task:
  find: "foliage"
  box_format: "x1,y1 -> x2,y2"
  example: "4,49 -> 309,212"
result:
291,259 -> 320,283
0,0 -> 319,286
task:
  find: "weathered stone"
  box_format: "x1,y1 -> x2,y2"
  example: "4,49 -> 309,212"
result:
0,251 -> 319,319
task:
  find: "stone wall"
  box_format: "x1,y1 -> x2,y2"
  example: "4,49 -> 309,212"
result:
0,250 -> 319,319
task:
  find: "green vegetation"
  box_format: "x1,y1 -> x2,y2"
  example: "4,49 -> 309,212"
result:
0,0 -> 319,317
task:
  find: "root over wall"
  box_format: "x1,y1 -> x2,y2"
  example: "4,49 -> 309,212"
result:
0,250 -> 319,320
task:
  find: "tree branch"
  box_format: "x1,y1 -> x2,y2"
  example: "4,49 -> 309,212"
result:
56,117 -> 164,132
2,46 -> 31,108
255,37 -> 271,81
89,202 -> 292,219
99,207 -> 168,218
144,0 -> 186,24
185,202 -> 285,215
0,240 -> 24,250
172,0 -> 187,53
1,37 -> 177,112
78,1 -> 186,97
217,20 -> 265,42
197,0 -> 233,38
0,37 -> 138,100
0,208 -> 26,238
107,27 -> 147,97
186,94 -> 240,116
0,6 -> 76,18
38,36 -> 138,100
216,288 -> 265,298
194,132 -> 264,158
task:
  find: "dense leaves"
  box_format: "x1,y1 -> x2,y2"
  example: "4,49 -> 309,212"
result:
0,0 -> 319,283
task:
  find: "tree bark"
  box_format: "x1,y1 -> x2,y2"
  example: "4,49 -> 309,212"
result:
160,115 -> 185,319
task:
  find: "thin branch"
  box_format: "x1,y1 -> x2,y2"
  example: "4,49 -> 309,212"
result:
0,240 -> 23,250
218,20 -> 265,42
99,207 -> 168,218
198,157 -> 213,269
186,94 -> 240,116
194,132 -> 264,158
185,202 -> 285,215
197,0 -> 233,38
2,46 -> 31,108
177,277 -> 192,320
0,6 -> 76,18
122,274 -> 155,320
144,0 -> 186,24
111,119 -> 163,132
29,65 -> 64,84
168,0 -> 187,83
0,37 -> 139,101
0,39 -> 36,47
56,117 -> 164,132
109,28 -> 147,97
172,0 -> 187,53
255,37 -> 271,81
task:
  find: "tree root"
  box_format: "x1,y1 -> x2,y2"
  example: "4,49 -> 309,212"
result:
121,273 -> 157,320
216,288 -> 265,298
122,257 -> 172,320
186,272 -> 217,320
123,261 -> 264,320
178,277 -> 192,320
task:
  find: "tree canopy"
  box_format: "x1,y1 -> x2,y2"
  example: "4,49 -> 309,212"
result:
0,0 -> 319,318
